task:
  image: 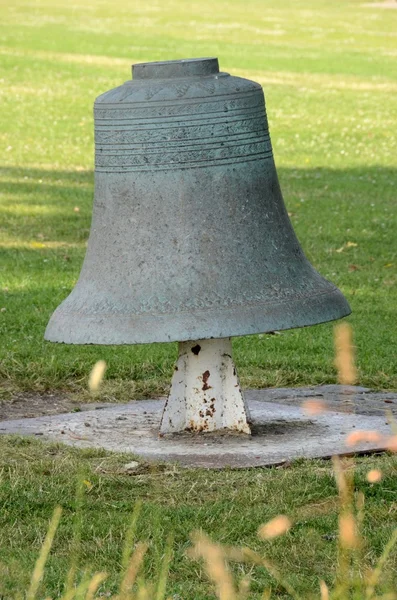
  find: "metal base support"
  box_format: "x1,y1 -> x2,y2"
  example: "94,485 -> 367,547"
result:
160,338 -> 251,435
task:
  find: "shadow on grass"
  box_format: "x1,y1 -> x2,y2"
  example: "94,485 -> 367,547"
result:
0,167 -> 93,244
1,164 -> 396,392
1,164 -> 395,246
0,166 -> 94,185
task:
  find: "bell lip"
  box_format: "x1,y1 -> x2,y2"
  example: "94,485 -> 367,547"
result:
44,288 -> 351,346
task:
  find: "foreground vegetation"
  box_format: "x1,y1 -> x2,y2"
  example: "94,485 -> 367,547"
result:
0,437 -> 396,599
1,0 -> 397,397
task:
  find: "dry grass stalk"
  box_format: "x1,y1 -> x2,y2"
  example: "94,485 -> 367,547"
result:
88,360 -> 107,392
121,501 -> 143,575
367,469 -> 382,483
319,580 -> 329,600
65,476 -> 87,593
237,575 -> 251,600
386,435 -> 397,452
356,491 -> 366,537
155,535 -> 173,600
339,512 -> 358,549
332,456 -> 352,505
59,575 -> 96,600
346,430 -> 383,446
334,322 -> 357,385
301,399 -> 327,415
257,516 -> 292,540
332,456 -> 358,591
135,579 -> 152,600
26,506 -> 63,600
225,546 -> 300,600
85,573 -> 108,600
365,528 -> 397,600
119,542 -> 148,600
190,532 -> 237,600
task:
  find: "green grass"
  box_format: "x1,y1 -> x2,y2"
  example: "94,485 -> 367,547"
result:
0,436 -> 396,599
0,3 -> 397,595
0,0 -> 396,397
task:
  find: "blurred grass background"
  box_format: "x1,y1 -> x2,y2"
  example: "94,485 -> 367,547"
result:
0,0 -> 396,397
0,2 -> 397,597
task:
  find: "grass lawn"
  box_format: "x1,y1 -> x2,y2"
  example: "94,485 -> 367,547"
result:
0,0 -> 396,398
0,437 -> 396,599
0,0 -> 397,597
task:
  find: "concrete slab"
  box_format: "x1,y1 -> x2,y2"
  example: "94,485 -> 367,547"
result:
0,386 -> 394,469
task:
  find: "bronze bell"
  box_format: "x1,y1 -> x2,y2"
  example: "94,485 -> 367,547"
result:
45,57 -> 350,346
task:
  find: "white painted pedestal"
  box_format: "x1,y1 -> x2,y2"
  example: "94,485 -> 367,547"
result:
160,338 -> 251,435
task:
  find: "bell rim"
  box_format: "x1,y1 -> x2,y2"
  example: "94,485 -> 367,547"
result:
44,287 -> 351,345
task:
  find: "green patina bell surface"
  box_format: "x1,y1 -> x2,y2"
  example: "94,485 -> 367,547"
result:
45,57 -> 350,345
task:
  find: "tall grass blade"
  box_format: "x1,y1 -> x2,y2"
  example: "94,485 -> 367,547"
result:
365,528 -> 397,600
65,475 -> 86,592
85,572 -> 107,600
136,577 -> 152,600
119,542 -> 148,600
332,456 -> 356,597
320,580 -> 329,600
227,546 -> 302,600
237,575 -> 251,600
26,506 -> 63,600
88,360 -> 107,393
60,572 -> 97,600
190,532 -> 237,600
155,534 -> 173,600
334,322 -> 357,385
121,500 -> 143,574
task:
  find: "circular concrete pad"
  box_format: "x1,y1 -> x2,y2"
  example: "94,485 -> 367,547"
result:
0,386 -> 394,468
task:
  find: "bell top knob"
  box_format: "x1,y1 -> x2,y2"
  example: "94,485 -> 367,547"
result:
132,57 -> 219,80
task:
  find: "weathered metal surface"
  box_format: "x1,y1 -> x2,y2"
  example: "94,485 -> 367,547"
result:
45,57 -> 350,345
0,387 -> 393,469
160,338 -> 250,434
